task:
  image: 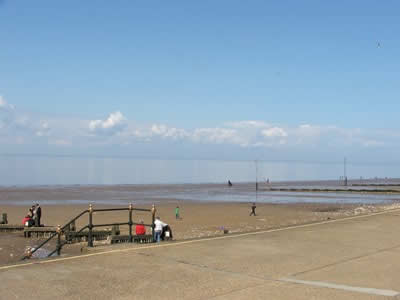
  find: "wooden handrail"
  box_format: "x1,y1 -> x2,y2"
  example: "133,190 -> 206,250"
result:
21,204 -> 156,260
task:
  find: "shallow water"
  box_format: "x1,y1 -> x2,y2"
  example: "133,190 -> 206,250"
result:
155,188 -> 400,204
3,184 -> 399,205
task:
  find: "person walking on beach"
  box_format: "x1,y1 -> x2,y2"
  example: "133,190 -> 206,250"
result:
250,202 -> 257,216
154,216 -> 166,243
175,206 -> 180,220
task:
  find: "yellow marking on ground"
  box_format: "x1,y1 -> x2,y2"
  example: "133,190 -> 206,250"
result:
1,207 -> 400,271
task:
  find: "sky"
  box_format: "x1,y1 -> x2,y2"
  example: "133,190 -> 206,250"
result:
1,1 -> 400,163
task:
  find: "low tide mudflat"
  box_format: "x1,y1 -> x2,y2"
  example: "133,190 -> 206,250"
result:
1,181 -> 399,265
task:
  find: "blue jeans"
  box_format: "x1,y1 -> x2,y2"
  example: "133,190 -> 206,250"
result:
155,230 -> 162,242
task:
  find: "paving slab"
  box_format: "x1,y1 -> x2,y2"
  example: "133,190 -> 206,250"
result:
1,210 -> 400,299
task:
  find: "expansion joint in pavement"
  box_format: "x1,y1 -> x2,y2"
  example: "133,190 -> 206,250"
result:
289,243 -> 400,277
200,281 -> 271,300
136,251 -> 270,282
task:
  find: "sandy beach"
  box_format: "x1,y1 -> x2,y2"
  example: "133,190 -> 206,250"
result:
1,183 -> 400,266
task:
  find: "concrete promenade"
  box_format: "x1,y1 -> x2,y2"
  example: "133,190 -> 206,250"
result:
1,209 -> 400,299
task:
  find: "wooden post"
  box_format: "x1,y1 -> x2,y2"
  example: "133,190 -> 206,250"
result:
128,203 -> 133,243
2,213 -> 7,224
151,204 -> 156,243
88,204 -> 93,247
111,224 -> 120,236
56,224 -> 62,256
70,220 -> 76,231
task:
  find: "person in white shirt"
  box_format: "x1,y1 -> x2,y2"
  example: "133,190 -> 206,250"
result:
154,216 -> 166,243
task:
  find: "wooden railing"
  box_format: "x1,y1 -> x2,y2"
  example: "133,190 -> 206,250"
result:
22,204 -> 156,260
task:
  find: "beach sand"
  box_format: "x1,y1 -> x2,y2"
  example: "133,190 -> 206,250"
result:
1,184 -> 399,266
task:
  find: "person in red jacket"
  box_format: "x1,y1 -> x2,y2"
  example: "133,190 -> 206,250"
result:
22,215 -> 32,227
135,220 -> 146,235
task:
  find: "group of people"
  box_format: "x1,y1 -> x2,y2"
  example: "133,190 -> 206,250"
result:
146,206 -> 179,242
135,217 -> 173,243
22,203 -> 42,227
152,202 -> 255,243
154,216 -> 173,242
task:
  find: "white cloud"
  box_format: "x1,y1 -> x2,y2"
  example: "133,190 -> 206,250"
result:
151,124 -> 167,135
0,95 -> 14,110
0,99 -> 395,156
150,124 -> 188,139
261,127 -> 288,138
0,97 -> 31,134
89,111 -> 126,135
191,128 -> 245,145
227,120 -> 270,129
35,121 -> 51,137
295,124 -> 322,138
0,96 -> 16,131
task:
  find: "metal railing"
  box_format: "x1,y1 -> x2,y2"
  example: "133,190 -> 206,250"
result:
23,203 -> 156,260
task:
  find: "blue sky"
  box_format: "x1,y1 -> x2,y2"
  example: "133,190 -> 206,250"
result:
1,1 -> 400,162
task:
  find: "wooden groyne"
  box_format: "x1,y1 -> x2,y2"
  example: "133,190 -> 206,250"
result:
265,188 -> 400,194
111,234 -> 153,244
24,227 -> 57,238
0,224 -> 24,232
352,184 -> 400,187
65,229 -> 114,243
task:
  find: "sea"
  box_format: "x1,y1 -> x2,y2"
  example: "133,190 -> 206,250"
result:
1,155 -> 398,186
2,156 -> 400,205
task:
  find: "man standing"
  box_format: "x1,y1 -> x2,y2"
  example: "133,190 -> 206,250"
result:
175,206 -> 180,220
35,203 -> 42,226
250,203 -> 256,216
154,216 -> 166,243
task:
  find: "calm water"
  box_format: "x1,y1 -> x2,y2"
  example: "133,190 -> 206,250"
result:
2,184 -> 400,206
1,156 -> 399,186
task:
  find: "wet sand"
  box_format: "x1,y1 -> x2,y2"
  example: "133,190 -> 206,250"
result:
1,183 -> 400,266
